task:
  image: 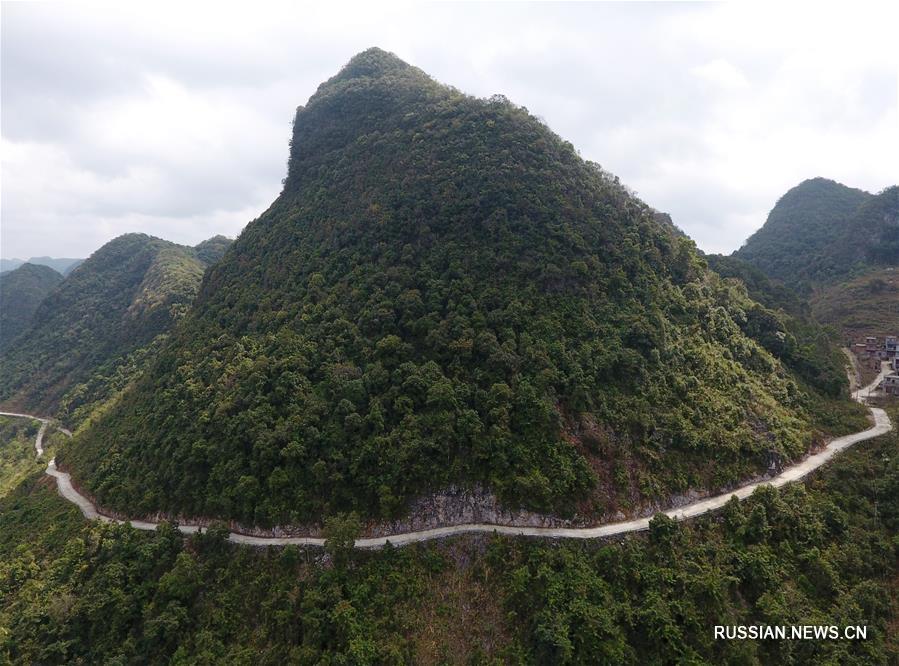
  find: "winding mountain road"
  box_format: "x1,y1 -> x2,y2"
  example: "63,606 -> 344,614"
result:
1,362 -> 892,549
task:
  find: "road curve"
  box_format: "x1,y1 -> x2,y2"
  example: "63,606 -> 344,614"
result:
0,363 -> 892,549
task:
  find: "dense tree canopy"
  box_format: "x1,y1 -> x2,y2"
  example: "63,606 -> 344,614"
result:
736,179 -> 899,295
2,408 -> 897,664
705,254 -> 855,401
0,263 -> 63,351
0,234 -> 231,417
735,178 -> 873,290
60,49 -> 856,528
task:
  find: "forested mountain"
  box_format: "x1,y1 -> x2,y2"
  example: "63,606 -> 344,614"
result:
735,182 -> 899,334
735,178 -> 872,287
0,233 -> 231,418
735,179 -> 899,292
813,188 -> 899,335
194,235 -> 233,265
61,48 -> 857,528
0,263 -> 63,350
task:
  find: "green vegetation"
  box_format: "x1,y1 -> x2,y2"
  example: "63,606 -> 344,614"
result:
194,235 -> 233,266
735,178 -> 873,291
833,187 -> 899,274
0,233 -> 231,419
705,254 -> 867,434
801,189 -> 899,336
3,408 -> 897,664
494,423 -> 899,664
811,267 -> 899,339
0,416 -> 42,498
735,179 -> 899,336
56,49 -> 854,529
0,263 -> 63,350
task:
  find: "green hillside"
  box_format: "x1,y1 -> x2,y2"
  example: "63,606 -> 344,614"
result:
735,182 -> 899,335
3,410 -> 897,663
194,235 -> 233,265
833,186 -> 899,269
0,234 -> 230,418
60,49 -> 855,528
810,266 -> 899,338
0,263 -> 63,350
0,416 -> 40,498
736,179 -> 899,299
735,178 -> 873,289
816,188 -> 899,336
704,255 -> 846,391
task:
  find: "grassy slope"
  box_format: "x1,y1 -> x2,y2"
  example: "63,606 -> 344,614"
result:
811,267 -> 899,339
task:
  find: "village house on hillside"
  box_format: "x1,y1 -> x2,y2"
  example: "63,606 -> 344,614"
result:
852,335 -> 899,395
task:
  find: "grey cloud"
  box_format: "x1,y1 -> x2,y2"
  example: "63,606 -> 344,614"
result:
1,3 -> 896,259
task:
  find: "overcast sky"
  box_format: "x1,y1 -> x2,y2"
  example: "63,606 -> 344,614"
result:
2,2 -> 897,259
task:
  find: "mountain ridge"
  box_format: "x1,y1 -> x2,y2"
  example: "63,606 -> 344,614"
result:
60,49 -> 850,529
0,233 -> 231,417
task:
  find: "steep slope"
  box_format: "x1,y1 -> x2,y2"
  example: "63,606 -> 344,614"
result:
63,48 -> 830,527
0,263 -> 63,350
0,234 -> 227,416
735,178 -> 872,288
704,255 -> 843,390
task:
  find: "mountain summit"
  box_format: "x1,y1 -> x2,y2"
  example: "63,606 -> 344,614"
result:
733,178 -> 897,288
63,50 -> 824,527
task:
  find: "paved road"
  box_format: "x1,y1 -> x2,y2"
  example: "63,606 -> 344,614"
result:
0,363 -> 892,549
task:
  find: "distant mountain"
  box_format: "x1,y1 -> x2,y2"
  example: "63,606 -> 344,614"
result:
0,263 -> 64,350
735,178 -> 899,291
832,186 -> 899,269
27,256 -> 84,275
736,181 -> 899,334
0,233 -> 228,417
0,259 -> 23,273
194,235 -> 233,265
61,48 -> 839,529
62,259 -> 85,276
0,256 -> 84,275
